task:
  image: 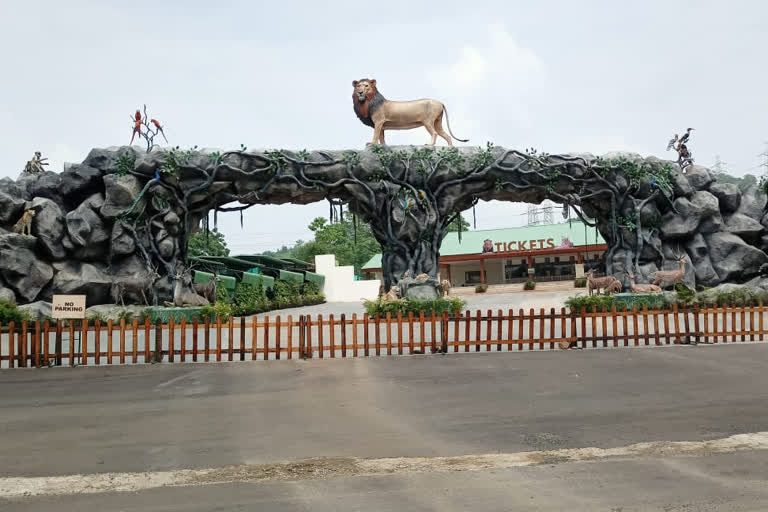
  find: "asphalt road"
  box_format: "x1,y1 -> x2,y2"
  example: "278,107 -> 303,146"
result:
2,344 -> 768,510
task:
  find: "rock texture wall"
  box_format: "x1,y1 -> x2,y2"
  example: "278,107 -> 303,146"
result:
0,145 -> 766,305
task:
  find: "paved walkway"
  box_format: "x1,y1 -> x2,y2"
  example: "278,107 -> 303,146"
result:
266,289 -> 579,317
2,345 -> 768,510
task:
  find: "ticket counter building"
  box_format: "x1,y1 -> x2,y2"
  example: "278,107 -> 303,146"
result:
361,221 -> 607,286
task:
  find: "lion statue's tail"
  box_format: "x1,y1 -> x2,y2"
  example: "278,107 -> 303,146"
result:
443,106 -> 469,143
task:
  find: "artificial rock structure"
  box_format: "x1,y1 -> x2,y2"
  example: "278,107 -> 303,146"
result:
0,144 -> 767,305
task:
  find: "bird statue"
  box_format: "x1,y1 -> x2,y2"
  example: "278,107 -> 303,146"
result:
679,127 -> 694,145
666,134 -> 678,151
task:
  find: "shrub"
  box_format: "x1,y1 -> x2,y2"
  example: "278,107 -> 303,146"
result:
524,280 -> 536,290
215,282 -> 230,303
199,302 -> 233,322
565,294 -> 616,312
363,297 -> 467,317
117,309 -> 134,323
675,283 -> 695,305
233,282 -> 269,316
273,280 -> 301,305
475,284 -> 488,293
574,278 -> 587,288
87,312 -> 107,324
620,295 -> 664,311
302,280 -> 321,296
0,300 -> 30,324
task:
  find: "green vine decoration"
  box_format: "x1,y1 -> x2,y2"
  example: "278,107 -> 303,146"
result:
114,153 -> 135,177
160,145 -> 198,177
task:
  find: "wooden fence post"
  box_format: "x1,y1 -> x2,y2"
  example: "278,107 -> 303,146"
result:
93,320 -> 100,365
168,317 -> 175,363
120,318 -> 127,364
216,317 -> 223,362
21,320 -> 28,367
239,316 -> 246,361
227,316 -> 234,361
180,317 -> 187,362
352,314 -> 358,357
385,312 -> 392,356
55,320 -> 62,366
442,311 -> 449,353
475,310 -> 481,352
34,321 -> 41,368
306,314 -> 313,359
43,320 -> 50,367
299,315 -> 306,359
107,319 -> 113,364
317,315 -> 323,359
154,319 -> 162,363
396,312 -> 403,355
251,316 -> 257,360
275,316 -> 282,360
144,317 -> 151,362
287,315 -> 294,360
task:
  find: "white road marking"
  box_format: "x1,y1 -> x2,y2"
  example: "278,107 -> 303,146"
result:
154,371 -> 199,389
2,432 -> 768,498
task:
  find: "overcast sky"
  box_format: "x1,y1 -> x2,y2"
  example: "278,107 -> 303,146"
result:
1,0 -> 766,254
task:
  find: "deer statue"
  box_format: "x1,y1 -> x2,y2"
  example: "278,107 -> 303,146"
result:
111,265 -> 161,306
605,279 -> 622,295
193,273 -> 221,304
627,272 -> 662,294
652,251 -> 687,289
585,269 -> 621,296
165,266 -> 210,307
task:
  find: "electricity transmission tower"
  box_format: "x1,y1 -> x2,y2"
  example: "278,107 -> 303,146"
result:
527,201 -> 554,226
712,155 -> 727,175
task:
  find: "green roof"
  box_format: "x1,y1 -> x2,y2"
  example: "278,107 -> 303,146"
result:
234,254 -> 291,267
281,257 -> 312,268
361,220 -> 605,270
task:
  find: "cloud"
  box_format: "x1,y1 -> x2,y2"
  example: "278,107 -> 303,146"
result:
425,25 -> 547,146
431,25 -> 544,92
47,143 -> 87,173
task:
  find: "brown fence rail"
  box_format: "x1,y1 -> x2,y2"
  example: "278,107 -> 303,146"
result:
1,304 -> 766,368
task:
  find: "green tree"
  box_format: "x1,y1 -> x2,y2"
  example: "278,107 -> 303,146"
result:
302,217 -> 380,275
266,213 -> 471,276
187,228 -> 230,258
446,213 -> 471,233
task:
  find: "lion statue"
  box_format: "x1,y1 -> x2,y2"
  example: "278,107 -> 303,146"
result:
384,285 -> 400,301
482,239 -> 494,253
352,78 -> 468,147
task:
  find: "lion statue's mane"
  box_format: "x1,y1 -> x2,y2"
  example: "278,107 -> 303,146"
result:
352,78 -> 386,128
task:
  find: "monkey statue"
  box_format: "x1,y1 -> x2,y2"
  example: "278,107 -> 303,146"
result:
23,152 -> 48,174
